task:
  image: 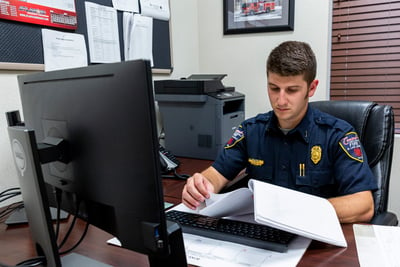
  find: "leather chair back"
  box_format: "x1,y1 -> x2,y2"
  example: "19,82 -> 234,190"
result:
310,100 -> 394,217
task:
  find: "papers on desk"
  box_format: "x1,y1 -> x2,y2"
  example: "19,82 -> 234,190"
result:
354,224 -> 400,267
183,233 -> 310,267
194,179 -> 347,248
171,204 -> 311,267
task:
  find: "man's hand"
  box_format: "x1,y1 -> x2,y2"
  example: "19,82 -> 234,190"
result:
182,172 -> 214,210
182,166 -> 229,210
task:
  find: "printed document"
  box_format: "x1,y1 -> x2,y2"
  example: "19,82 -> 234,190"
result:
85,2 -> 121,63
249,179 -> 347,247
123,13 -> 153,66
41,29 -> 87,71
354,224 -> 400,267
140,0 -> 170,21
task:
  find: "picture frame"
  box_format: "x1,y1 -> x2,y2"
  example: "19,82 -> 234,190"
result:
223,0 -> 294,35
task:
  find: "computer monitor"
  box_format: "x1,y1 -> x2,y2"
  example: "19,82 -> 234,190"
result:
7,60 -> 186,266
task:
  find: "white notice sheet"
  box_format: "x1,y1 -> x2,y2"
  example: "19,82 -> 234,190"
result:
124,13 -> 153,66
354,224 -> 400,267
42,29 -> 87,72
85,2 -> 121,63
112,0 -> 139,12
140,0 -> 170,21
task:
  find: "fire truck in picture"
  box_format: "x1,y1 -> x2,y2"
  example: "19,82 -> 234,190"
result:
241,0 -> 276,16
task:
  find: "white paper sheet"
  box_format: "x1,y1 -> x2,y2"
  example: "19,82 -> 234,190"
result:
140,0 -> 170,21
112,0 -> 139,13
197,188 -> 254,217
41,29 -> 87,71
123,13 -> 153,66
85,2 -> 121,63
354,224 -> 400,267
249,179 -> 347,247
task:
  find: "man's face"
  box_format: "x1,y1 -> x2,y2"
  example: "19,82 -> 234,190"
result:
267,72 -> 318,129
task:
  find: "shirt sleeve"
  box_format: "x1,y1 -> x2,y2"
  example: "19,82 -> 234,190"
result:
212,124 -> 248,180
333,131 -> 378,195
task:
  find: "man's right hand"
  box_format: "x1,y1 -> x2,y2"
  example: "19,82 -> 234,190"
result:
181,166 -> 229,210
182,172 -> 214,210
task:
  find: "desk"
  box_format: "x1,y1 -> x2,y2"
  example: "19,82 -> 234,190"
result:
0,158 -> 359,267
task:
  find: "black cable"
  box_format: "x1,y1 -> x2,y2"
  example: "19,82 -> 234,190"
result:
53,188 -> 63,240
173,169 -> 190,180
0,256 -> 46,267
57,198 -> 80,250
16,256 -> 46,266
59,219 -> 90,255
0,193 -> 21,204
0,202 -> 24,222
0,187 -> 21,196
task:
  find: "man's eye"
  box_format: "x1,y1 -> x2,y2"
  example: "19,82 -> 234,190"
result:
269,87 -> 279,92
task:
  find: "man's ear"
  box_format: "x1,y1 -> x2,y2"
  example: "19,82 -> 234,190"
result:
308,79 -> 319,97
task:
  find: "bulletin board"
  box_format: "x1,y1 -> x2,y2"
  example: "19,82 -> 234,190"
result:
0,0 -> 173,73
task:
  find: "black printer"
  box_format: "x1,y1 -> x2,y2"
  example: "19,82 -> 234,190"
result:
154,74 -> 235,94
155,74 -> 245,160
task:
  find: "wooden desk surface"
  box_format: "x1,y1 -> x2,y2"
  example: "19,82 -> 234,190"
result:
0,158 -> 359,267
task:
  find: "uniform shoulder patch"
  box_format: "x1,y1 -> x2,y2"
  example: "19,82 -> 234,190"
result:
339,132 -> 363,162
225,126 -> 244,149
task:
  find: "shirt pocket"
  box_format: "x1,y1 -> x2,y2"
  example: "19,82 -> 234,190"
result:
296,169 -> 334,196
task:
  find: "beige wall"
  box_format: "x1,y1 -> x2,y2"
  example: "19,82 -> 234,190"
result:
0,0 -> 399,218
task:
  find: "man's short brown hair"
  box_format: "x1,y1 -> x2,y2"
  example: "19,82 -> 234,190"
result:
266,41 -> 317,86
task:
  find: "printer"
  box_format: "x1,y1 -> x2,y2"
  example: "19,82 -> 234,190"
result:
155,74 -> 245,160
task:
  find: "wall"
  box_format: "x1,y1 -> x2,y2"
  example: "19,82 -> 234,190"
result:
197,0 -> 331,118
0,0 -> 399,219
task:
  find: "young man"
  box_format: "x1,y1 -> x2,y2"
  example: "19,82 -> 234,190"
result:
182,41 -> 377,223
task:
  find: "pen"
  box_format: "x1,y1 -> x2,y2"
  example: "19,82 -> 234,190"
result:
299,163 -> 305,176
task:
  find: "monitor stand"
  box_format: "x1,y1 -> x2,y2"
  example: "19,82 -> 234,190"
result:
7,126 -> 111,267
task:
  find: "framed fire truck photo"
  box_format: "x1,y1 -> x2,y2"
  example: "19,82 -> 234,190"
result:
223,0 -> 294,34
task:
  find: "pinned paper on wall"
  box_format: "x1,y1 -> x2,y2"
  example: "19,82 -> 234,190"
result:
123,13 -> 153,66
140,0 -> 170,21
112,0 -> 139,13
85,2 -> 121,63
41,29 -> 88,72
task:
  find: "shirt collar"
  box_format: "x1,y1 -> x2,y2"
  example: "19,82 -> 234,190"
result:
265,106 -> 314,143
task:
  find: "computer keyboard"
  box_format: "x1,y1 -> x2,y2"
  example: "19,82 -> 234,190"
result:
165,210 -> 296,253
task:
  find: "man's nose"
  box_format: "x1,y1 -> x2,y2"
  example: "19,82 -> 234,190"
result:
277,90 -> 288,105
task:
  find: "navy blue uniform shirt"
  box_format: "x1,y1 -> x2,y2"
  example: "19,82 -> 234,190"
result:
212,106 -> 378,198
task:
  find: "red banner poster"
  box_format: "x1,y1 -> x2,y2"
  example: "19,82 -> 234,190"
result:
0,0 -> 77,30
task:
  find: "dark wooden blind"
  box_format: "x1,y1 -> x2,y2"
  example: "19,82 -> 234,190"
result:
331,0 -> 400,131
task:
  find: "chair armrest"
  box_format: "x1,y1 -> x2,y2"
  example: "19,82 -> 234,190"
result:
370,211 -> 398,226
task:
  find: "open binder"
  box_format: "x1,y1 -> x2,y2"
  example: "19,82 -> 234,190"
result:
191,179 -> 347,247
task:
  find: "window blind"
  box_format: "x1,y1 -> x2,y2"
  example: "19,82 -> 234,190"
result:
331,0 -> 400,131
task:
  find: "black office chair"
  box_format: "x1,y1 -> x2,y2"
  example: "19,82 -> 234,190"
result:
310,100 -> 398,226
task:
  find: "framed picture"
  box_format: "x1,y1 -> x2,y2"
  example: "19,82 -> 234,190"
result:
224,0 -> 294,35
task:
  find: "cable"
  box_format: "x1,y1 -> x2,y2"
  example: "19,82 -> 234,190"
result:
57,199 -> 80,250
16,256 -> 46,266
53,188 -> 63,240
0,256 -> 46,267
59,219 -> 90,255
161,169 -> 190,180
0,188 -> 21,204
0,202 -> 24,223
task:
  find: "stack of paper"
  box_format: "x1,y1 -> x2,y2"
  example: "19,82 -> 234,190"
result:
354,224 -> 400,267
249,179 -> 347,247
